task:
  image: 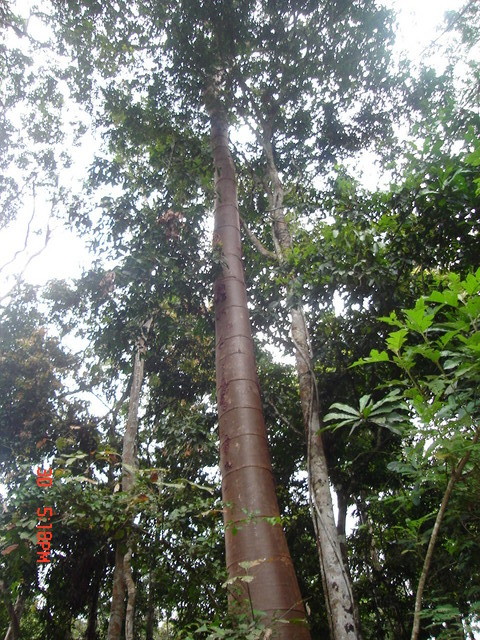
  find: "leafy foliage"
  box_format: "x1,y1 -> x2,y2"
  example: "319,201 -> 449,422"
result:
347,270 -> 480,636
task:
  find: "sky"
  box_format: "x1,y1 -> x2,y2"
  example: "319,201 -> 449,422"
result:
0,0 -> 468,299
387,0 -> 463,58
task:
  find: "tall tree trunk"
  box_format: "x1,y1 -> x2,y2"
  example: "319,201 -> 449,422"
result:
260,127 -> 361,640
107,319 -> 152,640
204,77 -> 310,640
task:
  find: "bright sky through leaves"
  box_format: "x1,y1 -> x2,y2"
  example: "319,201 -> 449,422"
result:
0,0 -> 467,297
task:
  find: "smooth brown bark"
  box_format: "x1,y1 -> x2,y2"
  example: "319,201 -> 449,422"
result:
259,126 -> 361,640
107,319 -> 152,640
205,80 -> 310,640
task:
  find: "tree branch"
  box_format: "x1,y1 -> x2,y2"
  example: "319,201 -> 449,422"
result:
239,215 -> 276,260
266,397 -> 303,436
0,191 -> 57,305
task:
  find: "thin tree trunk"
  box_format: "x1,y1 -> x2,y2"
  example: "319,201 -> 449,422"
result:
357,493 -> 382,575
124,548 -> 136,640
107,319 -> 152,640
122,318 -> 152,493
3,593 -> 23,640
107,548 -> 127,640
145,570 -> 155,640
260,126 -> 361,640
85,554 -> 104,640
411,425 -> 480,640
204,75 -> 310,640
85,592 -> 98,640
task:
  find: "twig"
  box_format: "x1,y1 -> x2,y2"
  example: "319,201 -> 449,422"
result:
0,185 -> 38,275
0,224 -> 52,304
420,0 -> 478,55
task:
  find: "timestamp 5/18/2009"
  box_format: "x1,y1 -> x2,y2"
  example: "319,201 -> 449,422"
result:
36,468 -> 53,564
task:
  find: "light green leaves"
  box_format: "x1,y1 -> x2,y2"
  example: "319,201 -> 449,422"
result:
403,300 -> 435,334
386,328 -> 409,354
340,270 -> 480,457
354,270 -> 480,373
352,348 -> 390,366
349,269 -> 480,474
428,289 -> 459,308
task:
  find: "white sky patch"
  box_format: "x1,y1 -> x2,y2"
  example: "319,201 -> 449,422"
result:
385,0 -> 464,61
0,207 -> 86,285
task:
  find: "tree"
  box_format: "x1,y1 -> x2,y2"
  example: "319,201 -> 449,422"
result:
107,318 -> 152,640
47,2 -> 410,635
226,3 -> 407,635
49,1 -> 314,635
0,287 -> 110,640
205,73 -> 310,636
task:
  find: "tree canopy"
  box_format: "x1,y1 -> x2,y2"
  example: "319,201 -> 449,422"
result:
1,1 -> 479,639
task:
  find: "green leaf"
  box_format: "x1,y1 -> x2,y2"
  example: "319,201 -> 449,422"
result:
65,453 -> 88,466
439,329 -> 461,347
465,147 -> 480,166
372,420 -> 402,435
55,436 -> 74,450
386,329 -> 408,354
325,402 -> 360,416
404,304 -> 434,333
239,575 -> 254,583
428,290 -> 458,307
463,272 -> 480,295
326,418 -> 362,431
379,312 -> 403,327
358,394 -> 372,413
414,345 -> 441,364
351,349 -> 390,367
323,411 -> 359,423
